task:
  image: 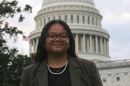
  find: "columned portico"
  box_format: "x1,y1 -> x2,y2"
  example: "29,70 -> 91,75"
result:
100,37 -> 103,54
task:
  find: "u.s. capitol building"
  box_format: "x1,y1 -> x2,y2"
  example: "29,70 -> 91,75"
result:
29,0 -> 130,86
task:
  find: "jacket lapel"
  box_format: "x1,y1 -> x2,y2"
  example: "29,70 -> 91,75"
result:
69,57 -> 81,86
36,59 -> 48,86
35,57 -> 81,86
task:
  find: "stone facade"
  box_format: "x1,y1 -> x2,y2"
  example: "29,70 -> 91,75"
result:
29,0 -> 130,86
97,60 -> 130,86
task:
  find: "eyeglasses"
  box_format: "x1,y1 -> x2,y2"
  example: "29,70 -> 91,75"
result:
46,33 -> 69,41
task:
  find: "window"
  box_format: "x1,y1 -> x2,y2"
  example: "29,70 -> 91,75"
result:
77,15 -> 79,23
83,16 -> 85,24
40,19 -> 42,27
65,15 -> 67,22
96,18 -> 98,26
48,17 -> 50,21
116,77 -> 120,81
92,17 -> 94,25
59,15 -> 61,20
88,16 -> 90,24
44,18 -> 46,25
103,78 -> 106,82
53,16 -> 55,20
71,15 -> 73,23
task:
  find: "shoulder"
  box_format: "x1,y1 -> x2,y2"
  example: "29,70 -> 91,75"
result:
76,57 -> 95,66
75,57 -> 97,72
75,58 -> 103,86
21,62 -> 40,78
23,63 -> 37,72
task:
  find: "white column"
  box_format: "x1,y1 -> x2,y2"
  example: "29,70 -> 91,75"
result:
92,37 -> 94,52
35,20 -> 38,29
50,15 -> 53,21
97,18 -> 99,27
67,14 -> 70,23
107,39 -> 109,56
85,15 -> 88,24
107,74 -> 111,86
90,16 -> 92,25
29,40 -> 32,55
40,18 -> 42,27
102,38 -> 104,55
34,39 -> 37,53
99,18 -> 102,27
46,17 -> 48,24
90,35 -> 92,53
75,33 -> 79,52
33,39 -> 35,53
43,18 -> 45,26
55,15 -> 58,20
124,73 -> 128,86
83,34 -> 86,52
61,14 -> 64,21
79,15 -> 82,24
95,36 -> 98,53
104,38 -> 106,55
100,37 -> 102,54
74,14 -> 77,24
35,38 -> 39,53
87,36 -> 89,52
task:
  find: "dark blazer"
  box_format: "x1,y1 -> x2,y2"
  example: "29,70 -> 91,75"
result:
20,57 -> 103,86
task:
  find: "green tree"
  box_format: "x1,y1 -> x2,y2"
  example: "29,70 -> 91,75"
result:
0,0 -> 34,86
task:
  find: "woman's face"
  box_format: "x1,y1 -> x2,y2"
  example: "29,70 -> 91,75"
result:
45,24 -> 70,54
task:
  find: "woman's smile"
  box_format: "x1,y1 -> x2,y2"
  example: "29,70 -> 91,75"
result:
45,24 -> 69,53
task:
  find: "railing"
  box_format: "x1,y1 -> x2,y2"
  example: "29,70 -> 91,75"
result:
96,59 -> 130,69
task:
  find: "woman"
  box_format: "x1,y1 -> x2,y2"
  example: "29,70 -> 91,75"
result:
20,20 -> 103,86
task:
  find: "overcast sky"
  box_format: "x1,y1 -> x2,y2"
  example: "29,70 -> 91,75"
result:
6,0 -> 130,61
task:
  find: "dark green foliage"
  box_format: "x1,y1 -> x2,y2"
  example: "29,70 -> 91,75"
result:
0,0 -> 33,86
0,0 -> 32,24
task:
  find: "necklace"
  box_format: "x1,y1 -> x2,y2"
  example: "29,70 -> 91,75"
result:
47,61 -> 68,75
51,66 -> 63,72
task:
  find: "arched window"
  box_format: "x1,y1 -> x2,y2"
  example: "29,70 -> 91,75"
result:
48,17 -> 50,21
40,19 -> 42,27
88,16 -> 90,24
77,15 -> 79,23
65,15 -> 67,22
71,15 -> 73,23
116,77 -> 120,81
53,16 -> 55,20
92,17 -> 94,25
44,18 -> 46,25
59,15 -> 61,20
82,16 -> 85,24
96,18 -> 98,26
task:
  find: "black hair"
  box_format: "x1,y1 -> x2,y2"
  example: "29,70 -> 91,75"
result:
35,20 -> 77,62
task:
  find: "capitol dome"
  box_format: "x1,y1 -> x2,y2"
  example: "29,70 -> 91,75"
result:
42,0 -> 95,7
29,0 -> 110,62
